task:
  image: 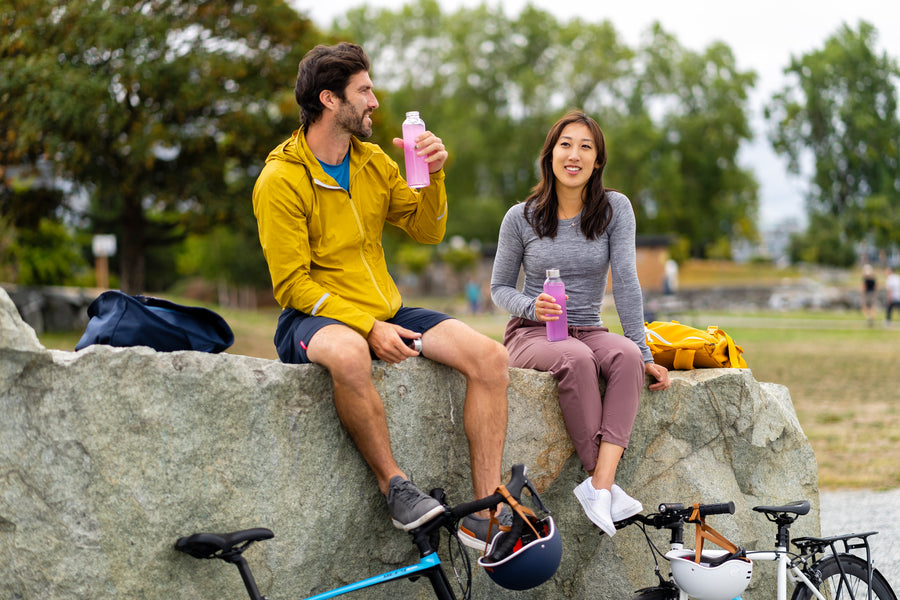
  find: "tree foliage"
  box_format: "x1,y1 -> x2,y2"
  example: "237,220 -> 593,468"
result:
766,21 -> 900,263
12,218 -> 90,285
334,0 -> 759,257
616,25 -> 759,257
788,212 -> 857,268
2,0 -> 768,294
1,0 -> 318,292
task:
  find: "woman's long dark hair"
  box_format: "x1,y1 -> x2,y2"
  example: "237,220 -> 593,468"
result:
524,110 -> 612,240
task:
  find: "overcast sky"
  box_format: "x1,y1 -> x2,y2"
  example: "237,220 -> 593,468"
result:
291,0 -> 900,229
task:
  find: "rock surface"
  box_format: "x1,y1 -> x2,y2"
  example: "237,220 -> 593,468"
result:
0,288 -> 819,599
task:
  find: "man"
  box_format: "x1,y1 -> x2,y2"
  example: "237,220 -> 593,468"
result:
252,43 -> 509,549
886,266 -> 900,324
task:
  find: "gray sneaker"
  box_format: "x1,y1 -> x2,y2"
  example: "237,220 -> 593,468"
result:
458,507 -> 513,551
386,476 -> 444,531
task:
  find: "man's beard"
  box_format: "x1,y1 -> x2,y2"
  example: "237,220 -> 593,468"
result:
335,102 -> 372,138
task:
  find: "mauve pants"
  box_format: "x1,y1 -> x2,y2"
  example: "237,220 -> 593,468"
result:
503,318 -> 644,473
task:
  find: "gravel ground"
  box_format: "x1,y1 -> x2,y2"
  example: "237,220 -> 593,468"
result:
820,489 -> 900,593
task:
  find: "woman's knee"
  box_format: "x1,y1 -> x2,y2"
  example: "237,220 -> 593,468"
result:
602,337 -> 643,368
554,343 -> 600,380
623,340 -> 644,367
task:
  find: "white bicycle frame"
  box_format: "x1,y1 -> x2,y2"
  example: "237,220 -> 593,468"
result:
745,546 -> 828,600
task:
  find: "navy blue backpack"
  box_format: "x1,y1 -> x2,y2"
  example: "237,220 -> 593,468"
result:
75,291 -> 234,353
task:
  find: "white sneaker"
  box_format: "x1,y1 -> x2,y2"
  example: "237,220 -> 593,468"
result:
610,484 -> 643,522
573,478 -> 616,536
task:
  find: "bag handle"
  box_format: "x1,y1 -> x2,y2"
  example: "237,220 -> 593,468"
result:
727,334 -> 747,368
707,326 -> 747,368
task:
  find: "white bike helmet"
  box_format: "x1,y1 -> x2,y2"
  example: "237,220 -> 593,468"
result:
477,516 -> 561,590
666,549 -> 753,600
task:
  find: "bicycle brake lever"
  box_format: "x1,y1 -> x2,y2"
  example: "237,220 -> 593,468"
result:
504,463 -> 527,498
504,464 -> 550,514
524,479 -> 550,514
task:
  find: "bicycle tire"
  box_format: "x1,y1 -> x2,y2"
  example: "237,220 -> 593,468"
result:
791,554 -> 897,600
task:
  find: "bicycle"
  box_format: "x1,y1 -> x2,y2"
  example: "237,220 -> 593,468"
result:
174,464 -> 560,600
617,499 -> 897,600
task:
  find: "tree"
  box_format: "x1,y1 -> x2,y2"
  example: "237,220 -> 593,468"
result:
333,1 -> 758,257
1,0 -> 318,292
612,24 -> 759,258
788,212 -> 857,267
766,21 -> 900,262
11,218 -> 90,285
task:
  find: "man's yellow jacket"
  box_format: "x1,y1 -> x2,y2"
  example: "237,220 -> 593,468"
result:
252,128 -> 448,337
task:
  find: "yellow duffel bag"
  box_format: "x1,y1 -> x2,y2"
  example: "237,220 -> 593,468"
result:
644,321 -> 748,370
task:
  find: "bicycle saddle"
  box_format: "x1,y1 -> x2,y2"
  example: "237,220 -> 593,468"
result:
175,528 -> 274,559
752,501 -> 811,516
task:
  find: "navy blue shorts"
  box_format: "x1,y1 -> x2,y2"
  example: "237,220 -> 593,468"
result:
274,306 -> 453,364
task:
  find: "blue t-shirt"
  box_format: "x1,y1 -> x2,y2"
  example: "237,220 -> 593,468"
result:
318,152 -> 350,190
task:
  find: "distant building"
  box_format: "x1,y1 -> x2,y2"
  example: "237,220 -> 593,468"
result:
634,235 -> 673,294
731,218 -> 803,266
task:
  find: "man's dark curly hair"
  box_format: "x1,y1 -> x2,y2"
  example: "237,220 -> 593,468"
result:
294,43 -> 371,129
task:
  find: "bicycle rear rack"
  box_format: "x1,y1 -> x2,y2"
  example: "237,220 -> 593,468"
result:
792,531 -> 879,598
792,531 -> 877,559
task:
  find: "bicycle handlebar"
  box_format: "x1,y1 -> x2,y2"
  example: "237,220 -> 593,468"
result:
447,491 -> 505,521
448,463 -> 546,521
689,501 -> 735,518
618,500 -> 736,532
659,500 -> 734,519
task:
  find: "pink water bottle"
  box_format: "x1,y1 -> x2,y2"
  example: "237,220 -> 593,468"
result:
402,111 -> 430,188
543,269 -> 568,341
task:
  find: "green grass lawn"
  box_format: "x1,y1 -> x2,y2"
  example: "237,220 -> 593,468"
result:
684,311 -> 900,491
38,293 -> 899,491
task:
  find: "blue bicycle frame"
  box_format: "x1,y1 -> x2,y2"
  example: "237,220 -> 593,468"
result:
304,552 -> 454,600
175,464 -> 543,600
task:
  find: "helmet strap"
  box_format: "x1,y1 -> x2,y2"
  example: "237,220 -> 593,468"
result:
689,504 -> 741,564
494,485 -> 542,539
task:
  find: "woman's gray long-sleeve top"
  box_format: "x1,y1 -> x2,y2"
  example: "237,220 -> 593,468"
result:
490,191 -> 653,362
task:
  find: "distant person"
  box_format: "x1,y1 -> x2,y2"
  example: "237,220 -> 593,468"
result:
490,110 -> 670,537
862,264 -> 877,326
663,258 -> 679,295
251,42 -> 509,544
886,266 -> 900,325
465,279 -> 481,314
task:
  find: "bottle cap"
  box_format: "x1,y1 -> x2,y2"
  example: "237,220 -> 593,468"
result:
546,269 -> 560,278
405,111 -> 420,118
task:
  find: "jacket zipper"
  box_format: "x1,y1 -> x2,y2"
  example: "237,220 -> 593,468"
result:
312,163 -> 392,313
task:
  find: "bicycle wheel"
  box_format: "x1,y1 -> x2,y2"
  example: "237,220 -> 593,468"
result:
792,555 -> 897,600
633,580 -> 679,600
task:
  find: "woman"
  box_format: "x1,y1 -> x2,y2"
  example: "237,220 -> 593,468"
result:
490,110 -> 670,536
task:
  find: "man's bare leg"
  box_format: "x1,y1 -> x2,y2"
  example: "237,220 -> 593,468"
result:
307,323 -> 445,530
306,324 -> 403,494
420,319 -> 509,507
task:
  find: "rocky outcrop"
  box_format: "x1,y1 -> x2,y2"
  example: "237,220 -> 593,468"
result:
1,284 -> 94,335
0,288 -> 819,599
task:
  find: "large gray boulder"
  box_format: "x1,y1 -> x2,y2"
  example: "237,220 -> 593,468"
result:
0,287 -> 818,599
